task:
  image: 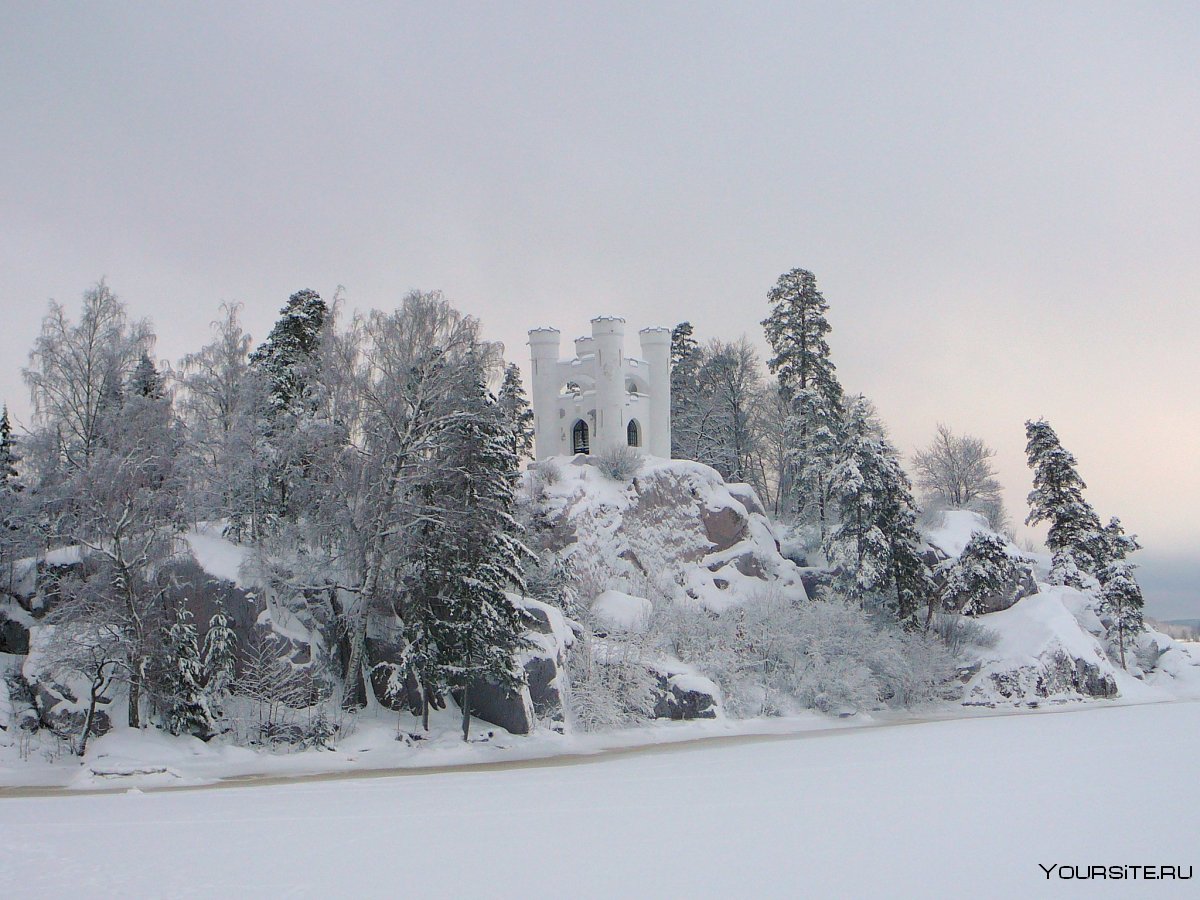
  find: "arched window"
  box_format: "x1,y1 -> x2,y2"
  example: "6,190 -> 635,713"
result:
572,419 -> 590,455
627,419 -> 641,448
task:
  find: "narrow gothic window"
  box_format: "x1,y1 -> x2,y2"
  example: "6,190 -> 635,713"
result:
627,419 -> 641,447
572,419 -> 590,455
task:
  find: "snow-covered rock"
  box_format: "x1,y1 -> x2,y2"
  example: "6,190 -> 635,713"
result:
923,510 -> 1019,560
647,660 -> 721,720
528,457 -> 807,613
922,509 -> 1038,614
514,595 -> 575,728
965,586 -> 1200,706
591,590 -> 653,632
0,601 -> 33,654
21,625 -> 114,739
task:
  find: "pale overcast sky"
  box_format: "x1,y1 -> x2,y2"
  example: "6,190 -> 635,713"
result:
2,3 -> 1197,616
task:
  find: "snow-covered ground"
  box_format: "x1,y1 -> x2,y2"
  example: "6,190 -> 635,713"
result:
2,700 -> 1196,898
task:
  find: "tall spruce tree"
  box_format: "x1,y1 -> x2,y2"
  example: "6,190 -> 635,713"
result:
669,322 -> 701,459
248,289 -> 329,525
201,610 -> 238,716
938,532 -> 1017,619
497,363 -> 534,461
1097,560 -> 1145,669
405,374 -> 532,740
0,405 -> 19,490
249,289 -> 328,413
161,607 -> 215,738
0,404 -> 25,585
824,396 -> 930,624
762,268 -> 844,531
1023,420 -> 1102,587
129,351 -> 165,399
878,454 -> 934,628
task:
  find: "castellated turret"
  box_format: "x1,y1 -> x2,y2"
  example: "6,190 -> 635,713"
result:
527,316 -> 672,460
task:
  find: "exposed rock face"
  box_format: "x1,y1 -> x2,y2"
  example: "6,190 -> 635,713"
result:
513,596 -> 575,731
964,589 -> 1126,706
155,558 -> 265,664
30,681 -> 113,739
21,628 -> 114,740
650,676 -> 718,720
700,505 -> 748,554
523,656 -> 561,720
920,510 -> 1040,617
527,458 -> 808,613
974,566 -> 1038,616
458,679 -> 535,736
970,651 -> 1118,704
4,553 -> 100,617
364,619 -> 423,713
363,595 -> 575,736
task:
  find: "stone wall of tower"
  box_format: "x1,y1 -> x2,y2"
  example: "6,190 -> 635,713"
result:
638,326 -> 672,458
528,328 -> 562,460
590,315 -> 626,455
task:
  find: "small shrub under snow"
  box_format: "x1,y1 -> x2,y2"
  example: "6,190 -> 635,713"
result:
591,445 -> 643,482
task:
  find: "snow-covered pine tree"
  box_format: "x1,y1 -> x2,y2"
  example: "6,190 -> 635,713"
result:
0,404 -> 27,589
761,268 -> 844,531
497,363 -> 534,461
670,321 -> 701,459
129,350 -> 165,399
1086,515 -> 1141,573
405,373 -> 532,741
162,606 -> 215,738
249,289 -> 328,414
1097,560 -> 1144,669
878,453 -> 934,628
824,397 -> 894,608
0,405 -> 19,490
201,610 -> 238,716
247,289 -> 330,525
92,370 -> 125,450
823,396 -> 931,624
1023,419 -> 1103,587
939,532 -> 1017,618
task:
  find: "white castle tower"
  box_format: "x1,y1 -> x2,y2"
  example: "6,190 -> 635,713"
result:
528,316 -> 671,460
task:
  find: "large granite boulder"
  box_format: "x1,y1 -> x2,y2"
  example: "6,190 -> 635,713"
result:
964,589 -> 1124,706
527,458 -> 809,614
4,550 -> 99,617
970,650 -> 1118,704
456,678 -> 535,736
21,628 -> 115,739
647,661 -> 720,720
515,596 -> 576,729
0,603 -> 32,654
365,617 -> 423,713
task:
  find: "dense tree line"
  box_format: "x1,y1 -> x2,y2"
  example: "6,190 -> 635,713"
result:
2,283 -> 533,746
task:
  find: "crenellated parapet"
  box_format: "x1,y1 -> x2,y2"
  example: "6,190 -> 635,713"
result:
527,315 -> 672,459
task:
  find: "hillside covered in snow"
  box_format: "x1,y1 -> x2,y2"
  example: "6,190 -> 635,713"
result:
4,453 -> 1199,790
